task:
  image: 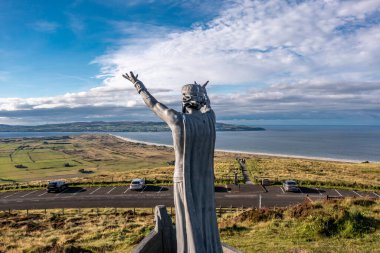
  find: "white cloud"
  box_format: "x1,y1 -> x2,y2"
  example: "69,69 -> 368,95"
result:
32,21 -> 59,32
1,0 -> 380,124
92,0 -> 380,89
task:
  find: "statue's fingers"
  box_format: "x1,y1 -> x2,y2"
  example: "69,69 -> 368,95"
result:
130,71 -> 136,79
136,74 -> 138,79
122,74 -> 129,79
202,81 -> 209,88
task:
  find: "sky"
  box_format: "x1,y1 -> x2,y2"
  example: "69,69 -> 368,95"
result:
0,0 -> 380,126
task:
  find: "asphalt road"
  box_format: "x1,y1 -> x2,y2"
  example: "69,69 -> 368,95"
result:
0,184 -> 379,210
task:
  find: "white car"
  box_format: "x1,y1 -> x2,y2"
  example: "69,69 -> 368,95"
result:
130,178 -> 145,190
283,180 -> 300,192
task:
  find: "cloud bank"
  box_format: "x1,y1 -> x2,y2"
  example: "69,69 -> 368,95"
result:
1,0 -> 380,124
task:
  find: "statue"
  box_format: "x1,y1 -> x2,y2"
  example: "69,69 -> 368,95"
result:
123,72 -> 223,253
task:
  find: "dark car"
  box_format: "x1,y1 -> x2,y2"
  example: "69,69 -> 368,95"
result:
47,181 -> 68,193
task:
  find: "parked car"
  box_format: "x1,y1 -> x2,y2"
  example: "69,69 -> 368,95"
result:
130,178 -> 145,190
283,180 -> 299,192
47,180 -> 68,193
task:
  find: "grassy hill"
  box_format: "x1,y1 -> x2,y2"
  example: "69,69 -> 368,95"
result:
0,198 -> 378,252
0,135 -> 379,191
0,121 -> 265,132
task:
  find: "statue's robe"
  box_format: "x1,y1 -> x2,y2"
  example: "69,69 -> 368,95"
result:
172,110 -> 223,253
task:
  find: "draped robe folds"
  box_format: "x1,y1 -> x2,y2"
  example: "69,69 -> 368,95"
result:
173,110 -> 223,253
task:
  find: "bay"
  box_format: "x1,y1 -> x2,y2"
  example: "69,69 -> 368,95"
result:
0,126 -> 379,162
113,125 -> 380,162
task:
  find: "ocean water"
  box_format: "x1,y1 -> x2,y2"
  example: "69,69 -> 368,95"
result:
113,125 -> 380,162
0,126 -> 379,162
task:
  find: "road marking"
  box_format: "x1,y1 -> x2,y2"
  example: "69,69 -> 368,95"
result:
372,192 -> 380,198
157,186 -> 164,194
107,187 -> 116,194
352,191 -> 363,197
335,189 -> 343,197
306,196 -> 313,202
90,187 -> 101,195
140,186 -> 147,193
280,187 -> 285,194
225,194 -> 258,198
123,188 -> 130,194
315,188 -> 322,195
21,190 -> 38,198
3,192 -> 17,199
38,192 -> 48,197
259,194 -> 262,209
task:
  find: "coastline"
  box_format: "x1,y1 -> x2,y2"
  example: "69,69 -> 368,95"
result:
110,134 -> 366,164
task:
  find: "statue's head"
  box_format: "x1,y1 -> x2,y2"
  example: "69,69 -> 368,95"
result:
182,82 -> 206,113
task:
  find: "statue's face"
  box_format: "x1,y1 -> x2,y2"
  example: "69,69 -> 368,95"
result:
182,84 -> 205,111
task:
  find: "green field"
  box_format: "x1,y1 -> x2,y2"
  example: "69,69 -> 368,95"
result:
0,135 -> 174,184
0,134 -> 379,192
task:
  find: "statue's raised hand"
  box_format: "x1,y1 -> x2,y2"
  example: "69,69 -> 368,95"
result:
123,71 -> 146,93
122,71 -> 140,84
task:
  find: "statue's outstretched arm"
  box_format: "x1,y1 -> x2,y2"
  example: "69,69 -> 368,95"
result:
123,72 -> 180,125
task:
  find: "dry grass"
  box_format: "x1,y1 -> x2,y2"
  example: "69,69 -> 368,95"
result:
1,134 -> 379,190
244,156 -> 380,189
219,198 -> 380,253
0,198 -> 379,253
0,208 -> 155,253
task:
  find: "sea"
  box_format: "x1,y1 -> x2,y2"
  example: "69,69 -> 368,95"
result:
0,125 -> 379,162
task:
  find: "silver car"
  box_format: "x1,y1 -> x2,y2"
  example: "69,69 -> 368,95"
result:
130,178 -> 145,190
283,180 -> 299,192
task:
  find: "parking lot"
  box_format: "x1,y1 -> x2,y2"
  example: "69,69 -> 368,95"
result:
0,184 -> 378,210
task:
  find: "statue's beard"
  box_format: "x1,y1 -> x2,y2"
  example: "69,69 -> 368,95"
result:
182,95 -> 204,112
183,101 -> 202,110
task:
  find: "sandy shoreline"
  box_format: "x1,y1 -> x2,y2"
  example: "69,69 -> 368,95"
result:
110,134 -> 366,163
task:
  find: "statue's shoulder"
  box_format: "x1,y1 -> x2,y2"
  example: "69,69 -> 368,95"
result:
168,112 -> 184,127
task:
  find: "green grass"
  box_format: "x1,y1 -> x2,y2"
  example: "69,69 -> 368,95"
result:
0,134 -> 379,192
0,198 -> 378,253
0,135 -> 174,183
219,198 -> 380,253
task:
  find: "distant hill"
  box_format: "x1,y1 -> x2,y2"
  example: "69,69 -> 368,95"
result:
0,121 -> 265,132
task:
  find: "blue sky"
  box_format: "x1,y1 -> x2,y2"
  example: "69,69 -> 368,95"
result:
0,0 -> 380,125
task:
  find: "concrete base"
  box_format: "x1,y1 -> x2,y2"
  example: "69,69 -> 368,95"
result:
133,205 -> 242,253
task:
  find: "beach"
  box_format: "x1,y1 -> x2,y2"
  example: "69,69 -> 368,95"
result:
110,134 -> 366,164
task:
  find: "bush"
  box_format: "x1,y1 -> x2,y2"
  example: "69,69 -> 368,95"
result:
15,164 -> 28,169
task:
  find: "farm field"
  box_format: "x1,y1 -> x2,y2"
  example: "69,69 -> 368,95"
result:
0,134 -> 379,191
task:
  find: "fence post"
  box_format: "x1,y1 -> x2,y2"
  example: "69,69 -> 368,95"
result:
26,209 -> 29,216
96,208 -> 99,216
61,208 -> 64,215
219,206 -> 222,217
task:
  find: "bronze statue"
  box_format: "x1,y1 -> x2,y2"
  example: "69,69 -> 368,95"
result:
123,72 -> 222,253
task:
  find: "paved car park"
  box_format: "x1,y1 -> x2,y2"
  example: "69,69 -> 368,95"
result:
0,185 -> 378,210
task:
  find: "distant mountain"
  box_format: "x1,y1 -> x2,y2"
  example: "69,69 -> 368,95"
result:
0,121 -> 265,132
